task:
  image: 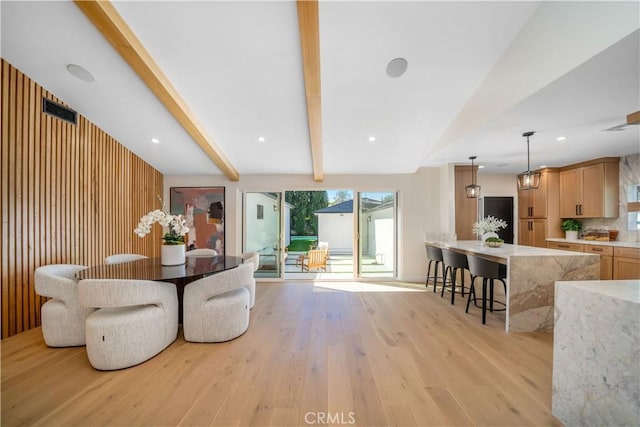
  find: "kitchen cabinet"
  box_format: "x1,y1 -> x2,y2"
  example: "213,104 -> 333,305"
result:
583,244 -> 613,280
613,247 -> 640,280
546,241 -> 584,252
547,242 -> 637,280
454,165 -> 477,240
517,168 -> 561,247
518,169 -> 553,218
519,219 -> 547,248
559,158 -> 619,218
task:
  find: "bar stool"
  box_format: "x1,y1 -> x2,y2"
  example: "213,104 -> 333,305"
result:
465,255 -> 507,324
425,245 -> 445,293
440,249 -> 468,305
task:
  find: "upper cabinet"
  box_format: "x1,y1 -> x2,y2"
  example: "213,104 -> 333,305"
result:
559,158 -> 619,218
517,168 -> 562,247
518,168 -> 558,218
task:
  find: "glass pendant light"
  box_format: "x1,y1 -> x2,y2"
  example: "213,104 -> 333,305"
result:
465,156 -> 481,198
517,131 -> 541,190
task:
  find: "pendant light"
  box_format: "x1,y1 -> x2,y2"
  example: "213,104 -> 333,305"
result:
517,131 -> 541,190
465,156 -> 481,198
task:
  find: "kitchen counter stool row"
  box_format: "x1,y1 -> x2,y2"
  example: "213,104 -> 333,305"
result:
425,244 -> 506,324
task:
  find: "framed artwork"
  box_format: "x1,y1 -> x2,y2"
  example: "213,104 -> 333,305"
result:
257,204 -> 264,220
170,187 -> 225,256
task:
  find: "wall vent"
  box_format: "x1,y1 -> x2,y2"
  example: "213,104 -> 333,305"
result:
42,98 -> 77,125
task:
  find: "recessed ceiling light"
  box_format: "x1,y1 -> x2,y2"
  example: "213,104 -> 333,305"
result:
556,136 -> 567,141
540,165 -> 547,168
151,138 -> 160,144
66,64 -> 95,83
478,165 -> 485,169
386,58 -> 408,78
257,136 -> 265,143
368,136 -> 376,142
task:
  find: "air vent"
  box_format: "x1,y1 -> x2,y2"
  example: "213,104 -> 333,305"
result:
42,98 -> 77,125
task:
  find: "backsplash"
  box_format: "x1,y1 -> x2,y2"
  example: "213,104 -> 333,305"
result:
582,153 -> 640,242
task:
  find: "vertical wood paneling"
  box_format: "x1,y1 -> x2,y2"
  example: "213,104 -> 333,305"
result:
1,59 -> 163,338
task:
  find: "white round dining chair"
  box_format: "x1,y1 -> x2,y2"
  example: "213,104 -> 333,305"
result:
104,253 -> 148,265
185,248 -> 217,257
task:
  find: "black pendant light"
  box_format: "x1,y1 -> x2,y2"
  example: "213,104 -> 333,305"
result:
465,156 -> 481,198
517,131 -> 541,190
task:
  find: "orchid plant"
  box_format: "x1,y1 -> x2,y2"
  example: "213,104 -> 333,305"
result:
134,198 -> 189,245
472,216 -> 508,237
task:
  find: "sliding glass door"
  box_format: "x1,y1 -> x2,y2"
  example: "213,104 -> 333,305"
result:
243,192 -> 284,279
357,192 -> 397,278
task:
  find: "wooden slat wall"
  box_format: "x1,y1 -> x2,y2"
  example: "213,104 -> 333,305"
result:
1,59 -> 163,338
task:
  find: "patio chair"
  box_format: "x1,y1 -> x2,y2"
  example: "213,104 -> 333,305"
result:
302,248 -> 328,272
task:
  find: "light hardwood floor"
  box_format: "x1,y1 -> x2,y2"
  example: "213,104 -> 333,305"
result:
1,281 -> 561,426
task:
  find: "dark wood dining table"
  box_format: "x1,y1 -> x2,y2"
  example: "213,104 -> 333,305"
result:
76,256 -> 242,322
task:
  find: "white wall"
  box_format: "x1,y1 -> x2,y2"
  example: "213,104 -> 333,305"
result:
317,213 -> 353,253
365,206 -> 394,270
244,193 -> 280,253
164,168 -> 441,283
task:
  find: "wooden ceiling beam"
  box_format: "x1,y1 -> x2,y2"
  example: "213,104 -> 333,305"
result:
74,0 -> 239,181
297,0 -> 324,182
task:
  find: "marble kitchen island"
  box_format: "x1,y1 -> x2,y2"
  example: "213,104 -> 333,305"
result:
424,240 -> 600,332
552,280 -> 640,425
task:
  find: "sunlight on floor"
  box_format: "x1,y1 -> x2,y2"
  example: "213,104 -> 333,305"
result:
312,281 -> 425,293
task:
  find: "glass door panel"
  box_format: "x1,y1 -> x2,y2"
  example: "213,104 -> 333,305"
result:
243,192 -> 283,279
358,192 -> 397,278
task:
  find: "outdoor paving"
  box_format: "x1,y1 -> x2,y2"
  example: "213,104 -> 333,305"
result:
283,251 -> 394,278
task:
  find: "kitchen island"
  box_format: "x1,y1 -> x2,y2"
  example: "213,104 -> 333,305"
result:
424,240 -> 600,332
552,280 -> 639,425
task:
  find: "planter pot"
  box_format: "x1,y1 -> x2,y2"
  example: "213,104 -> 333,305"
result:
161,244 -> 186,266
565,230 -> 579,240
482,232 -> 499,243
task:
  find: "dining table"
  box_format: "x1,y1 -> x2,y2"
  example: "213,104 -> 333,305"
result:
76,255 -> 242,322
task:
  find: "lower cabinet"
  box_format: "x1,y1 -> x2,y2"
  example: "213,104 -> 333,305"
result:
583,244 -> 613,280
613,247 -> 640,280
519,219 -> 547,248
547,242 -> 639,280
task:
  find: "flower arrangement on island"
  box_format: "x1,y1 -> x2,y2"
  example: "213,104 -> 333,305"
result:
134,198 -> 189,245
472,216 -> 508,239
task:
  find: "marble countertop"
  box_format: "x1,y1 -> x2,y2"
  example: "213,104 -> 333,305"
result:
424,240 -> 596,263
547,238 -> 640,249
556,280 -> 640,303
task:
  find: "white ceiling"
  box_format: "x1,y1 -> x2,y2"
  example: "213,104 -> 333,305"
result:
2,1 -> 639,178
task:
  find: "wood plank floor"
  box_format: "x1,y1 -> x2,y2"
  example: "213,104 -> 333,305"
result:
1,281 -> 561,426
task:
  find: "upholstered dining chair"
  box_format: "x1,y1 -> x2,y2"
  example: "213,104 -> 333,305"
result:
104,253 -> 148,265
185,248 -> 218,257
78,279 -> 178,370
183,263 -> 253,343
241,251 -> 259,308
34,264 -> 95,347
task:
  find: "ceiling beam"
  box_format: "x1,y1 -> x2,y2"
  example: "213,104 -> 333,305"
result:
297,0 -> 324,182
74,0 -> 239,181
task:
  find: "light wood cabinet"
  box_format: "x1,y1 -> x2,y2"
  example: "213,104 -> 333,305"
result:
547,241 -> 584,252
519,219 -> 547,248
559,158 -> 619,218
454,165 -> 478,240
547,242 -> 637,280
517,169 -> 561,247
518,170 -> 550,218
583,244 -> 613,280
613,247 -> 640,280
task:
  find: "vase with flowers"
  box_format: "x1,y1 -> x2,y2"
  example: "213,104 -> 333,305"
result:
472,216 -> 508,246
134,198 -> 190,266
